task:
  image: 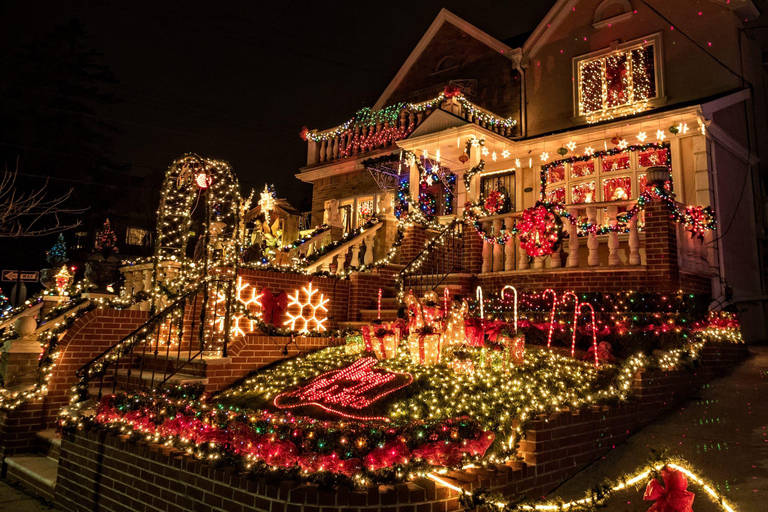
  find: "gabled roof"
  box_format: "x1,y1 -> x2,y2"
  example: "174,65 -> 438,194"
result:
523,0 -> 759,59
372,8 -> 519,110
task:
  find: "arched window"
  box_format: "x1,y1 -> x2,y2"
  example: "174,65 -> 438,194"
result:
593,0 -> 633,28
434,55 -> 458,73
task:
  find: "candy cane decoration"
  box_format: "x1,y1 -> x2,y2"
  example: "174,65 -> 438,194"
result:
542,288 -> 558,349
561,291 -> 579,357
476,286 -> 484,319
501,285 -> 518,332
443,287 -> 450,317
572,302 -> 599,368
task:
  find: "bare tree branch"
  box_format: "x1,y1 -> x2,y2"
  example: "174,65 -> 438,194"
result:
0,161 -> 88,238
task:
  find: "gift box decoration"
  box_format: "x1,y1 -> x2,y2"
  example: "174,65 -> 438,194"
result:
498,333 -> 525,366
371,327 -> 400,360
451,354 -> 475,374
345,334 -> 365,355
408,330 -> 442,365
483,341 -> 507,371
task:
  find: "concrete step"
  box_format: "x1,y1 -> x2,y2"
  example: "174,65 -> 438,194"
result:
36,429 -> 61,460
360,309 -> 399,322
136,352 -> 210,377
115,369 -> 208,390
4,455 -> 58,502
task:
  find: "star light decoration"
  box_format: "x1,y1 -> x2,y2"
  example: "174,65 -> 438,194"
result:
584,146 -> 594,155
678,122 -> 689,134
657,129 -> 666,141
492,151 -> 497,162
540,152 -> 549,162
284,282 -> 329,333
566,141 -> 577,151
259,184 -> 277,224
502,150 -> 511,159
617,139 -> 629,150
637,131 -> 647,142
481,146 -> 489,156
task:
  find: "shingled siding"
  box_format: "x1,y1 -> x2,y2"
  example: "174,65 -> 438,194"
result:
54,343 -> 747,512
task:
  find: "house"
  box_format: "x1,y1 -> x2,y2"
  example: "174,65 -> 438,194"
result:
296,2 -> 768,341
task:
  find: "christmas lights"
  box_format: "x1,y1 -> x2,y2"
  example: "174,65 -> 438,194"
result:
283,282 -> 329,333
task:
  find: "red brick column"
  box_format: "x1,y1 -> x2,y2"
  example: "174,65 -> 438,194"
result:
644,200 -> 680,291
400,224 -> 426,264
348,272 -> 385,322
463,221 -> 483,274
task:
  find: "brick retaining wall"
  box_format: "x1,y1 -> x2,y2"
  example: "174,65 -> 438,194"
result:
54,343 -> 748,512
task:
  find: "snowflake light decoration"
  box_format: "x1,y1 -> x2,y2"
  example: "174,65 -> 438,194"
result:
284,282 -> 329,333
566,141 -> 577,151
637,131 -> 647,142
215,277 -> 262,336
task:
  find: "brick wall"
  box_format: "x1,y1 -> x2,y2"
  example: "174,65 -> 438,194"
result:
0,309 -> 148,458
239,269 -> 350,328
348,272 -> 387,322
310,170 -> 382,228
54,343 -> 748,512
399,224 -> 427,264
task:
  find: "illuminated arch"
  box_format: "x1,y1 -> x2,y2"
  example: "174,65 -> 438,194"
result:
153,154 -> 244,288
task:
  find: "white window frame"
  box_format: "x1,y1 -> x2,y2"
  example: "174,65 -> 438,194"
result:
572,33 -> 666,122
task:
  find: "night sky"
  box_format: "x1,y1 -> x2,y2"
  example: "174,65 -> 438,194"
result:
1,1 -> 555,206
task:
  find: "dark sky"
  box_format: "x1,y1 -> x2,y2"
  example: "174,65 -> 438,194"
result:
1,1 -> 555,207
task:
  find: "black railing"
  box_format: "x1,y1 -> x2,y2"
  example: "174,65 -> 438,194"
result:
74,278 -> 234,401
398,219 -> 465,299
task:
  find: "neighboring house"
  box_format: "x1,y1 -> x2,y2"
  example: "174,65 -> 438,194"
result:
296,2 -> 768,340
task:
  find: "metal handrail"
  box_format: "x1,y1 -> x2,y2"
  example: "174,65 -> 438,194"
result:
397,219 -> 464,300
74,277 -> 234,401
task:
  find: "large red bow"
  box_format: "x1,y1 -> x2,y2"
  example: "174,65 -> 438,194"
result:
643,467 -> 695,512
260,287 -> 288,325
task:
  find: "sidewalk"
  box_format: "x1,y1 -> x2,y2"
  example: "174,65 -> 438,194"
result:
0,479 -> 60,512
550,345 -> 768,511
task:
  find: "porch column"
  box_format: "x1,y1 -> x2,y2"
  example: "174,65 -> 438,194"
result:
587,206 -> 599,266
607,205 -> 620,266
517,238 -> 529,270
481,221 -> 492,273
567,207 -> 580,268
629,216 -> 641,265
504,215 -> 516,271
492,218 -> 504,272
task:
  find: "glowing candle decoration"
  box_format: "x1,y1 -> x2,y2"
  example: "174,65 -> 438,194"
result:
500,285 -> 518,332
377,288 -> 382,320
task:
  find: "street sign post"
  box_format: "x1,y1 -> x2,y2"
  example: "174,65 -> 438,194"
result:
2,270 -> 39,282
2,270 -> 39,307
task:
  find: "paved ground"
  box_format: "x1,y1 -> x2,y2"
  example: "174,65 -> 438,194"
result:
551,344 -> 768,511
0,480 -> 60,512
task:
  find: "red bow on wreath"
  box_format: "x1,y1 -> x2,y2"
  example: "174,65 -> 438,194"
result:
260,287 -> 288,325
643,467 -> 695,512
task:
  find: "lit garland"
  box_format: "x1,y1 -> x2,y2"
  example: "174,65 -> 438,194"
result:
454,452 -> 738,512
303,91 -> 516,143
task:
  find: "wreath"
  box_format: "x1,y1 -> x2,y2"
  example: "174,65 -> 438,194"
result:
515,203 -> 564,257
483,190 -> 504,215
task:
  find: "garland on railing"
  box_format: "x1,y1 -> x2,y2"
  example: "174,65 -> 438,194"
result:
455,450 -> 737,512
279,225 -> 330,252
465,139 -> 716,252
302,88 -> 516,143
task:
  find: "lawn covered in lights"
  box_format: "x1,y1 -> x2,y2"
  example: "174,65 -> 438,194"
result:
215,344 -> 627,459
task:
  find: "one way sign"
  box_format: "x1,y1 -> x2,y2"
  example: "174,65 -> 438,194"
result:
2,270 -> 39,282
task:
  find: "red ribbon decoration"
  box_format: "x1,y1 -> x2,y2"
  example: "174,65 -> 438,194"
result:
260,287 -> 288,325
643,467 -> 695,512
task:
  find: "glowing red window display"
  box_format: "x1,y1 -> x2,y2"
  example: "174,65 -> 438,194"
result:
603,176 -> 632,201
602,154 -> 630,173
546,165 -> 565,184
546,187 -> 565,204
639,148 -> 669,167
571,181 -> 596,204
571,160 -> 595,178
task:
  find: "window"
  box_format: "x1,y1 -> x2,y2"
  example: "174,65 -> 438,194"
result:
575,35 -> 662,123
356,196 -> 374,227
480,172 -> 516,211
126,227 -> 150,246
543,144 -> 671,205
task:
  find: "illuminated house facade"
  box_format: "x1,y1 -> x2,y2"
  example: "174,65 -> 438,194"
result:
297,1 -> 768,341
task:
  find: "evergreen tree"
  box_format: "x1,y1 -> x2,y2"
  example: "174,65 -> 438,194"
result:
95,218 -> 118,256
46,233 -> 68,267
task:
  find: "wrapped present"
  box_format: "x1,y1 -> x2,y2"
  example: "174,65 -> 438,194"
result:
371,326 -> 400,360
360,325 -> 375,352
483,340 -> 507,371
408,329 -> 442,365
498,333 -> 525,365
464,318 -> 485,347
345,334 -> 365,355
452,357 -> 475,374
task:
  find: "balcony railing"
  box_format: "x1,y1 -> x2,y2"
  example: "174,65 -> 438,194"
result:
477,200 -> 646,273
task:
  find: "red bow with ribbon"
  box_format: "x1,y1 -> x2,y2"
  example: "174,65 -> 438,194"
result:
643,467 -> 695,512
260,287 -> 288,325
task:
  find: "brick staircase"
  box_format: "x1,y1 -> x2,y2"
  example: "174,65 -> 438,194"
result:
3,429 -> 61,502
